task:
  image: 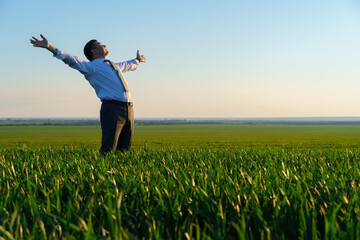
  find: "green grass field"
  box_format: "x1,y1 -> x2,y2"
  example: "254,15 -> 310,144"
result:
2,124 -> 360,148
1,125 -> 360,239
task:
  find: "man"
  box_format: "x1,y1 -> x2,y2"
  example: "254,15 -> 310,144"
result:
30,34 -> 146,154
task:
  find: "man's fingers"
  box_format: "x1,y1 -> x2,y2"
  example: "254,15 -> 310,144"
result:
40,34 -> 47,40
32,37 -> 40,41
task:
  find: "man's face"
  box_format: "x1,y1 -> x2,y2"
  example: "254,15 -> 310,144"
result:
92,41 -> 109,58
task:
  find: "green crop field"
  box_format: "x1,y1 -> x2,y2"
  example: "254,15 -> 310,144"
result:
1,124 -> 360,239
2,124 -> 360,148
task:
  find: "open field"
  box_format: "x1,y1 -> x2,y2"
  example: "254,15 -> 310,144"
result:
2,124 -> 360,148
1,125 -> 360,239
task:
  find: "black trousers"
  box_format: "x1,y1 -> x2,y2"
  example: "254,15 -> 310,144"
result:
99,100 -> 134,154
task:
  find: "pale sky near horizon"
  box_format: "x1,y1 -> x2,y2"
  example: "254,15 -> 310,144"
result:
1,0 -> 360,118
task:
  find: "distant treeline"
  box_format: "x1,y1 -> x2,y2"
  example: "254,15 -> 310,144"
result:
3,119 -> 360,126
137,120 -> 360,126
0,119 -> 100,126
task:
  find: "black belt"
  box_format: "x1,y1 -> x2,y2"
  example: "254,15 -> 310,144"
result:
101,100 -> 133,107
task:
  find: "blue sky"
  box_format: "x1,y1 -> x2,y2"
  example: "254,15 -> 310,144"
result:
1,0 -> 360,117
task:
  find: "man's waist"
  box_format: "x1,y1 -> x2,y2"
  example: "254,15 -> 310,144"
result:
101,99 -> 133,107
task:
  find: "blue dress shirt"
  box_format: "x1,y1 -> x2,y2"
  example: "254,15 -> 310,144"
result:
54,48 -> 139,102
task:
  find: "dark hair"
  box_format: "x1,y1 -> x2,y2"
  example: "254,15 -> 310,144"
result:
83,39 -> 97,61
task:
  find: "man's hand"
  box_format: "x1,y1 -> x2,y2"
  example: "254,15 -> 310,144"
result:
136,50 -> 146,63
30,34 -> 49,48
30,34 -> 57,55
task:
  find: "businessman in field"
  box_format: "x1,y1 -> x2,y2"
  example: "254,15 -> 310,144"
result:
30,34 -> 146,154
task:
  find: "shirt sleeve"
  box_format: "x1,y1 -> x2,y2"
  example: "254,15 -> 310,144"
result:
54,48 -> 94,75
115,59 -> 139,73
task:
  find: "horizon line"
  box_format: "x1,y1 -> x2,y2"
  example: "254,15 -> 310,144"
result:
3,116 -> 360,121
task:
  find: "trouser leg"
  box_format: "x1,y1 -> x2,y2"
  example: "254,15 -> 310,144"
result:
99,103 -> 127,154
116,105 -> 134,151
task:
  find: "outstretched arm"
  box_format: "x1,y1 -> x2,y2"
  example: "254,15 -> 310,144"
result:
30,34 -> 94,75
30,34 -> 57,55
116,50 -> 146,72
